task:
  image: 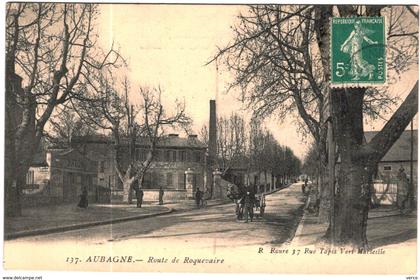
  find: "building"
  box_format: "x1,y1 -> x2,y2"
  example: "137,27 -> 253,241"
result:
22,147 -> 99,206
24,133 -> 208,205
366,129 -> 417,205
365,129 -> 417,185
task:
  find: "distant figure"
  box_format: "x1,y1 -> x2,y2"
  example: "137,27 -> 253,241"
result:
195,188 -> 203,208
44,180 -> 51,196
259,193 -> 266,216
397,166 -> 409,209
302,178 -> 308,194
78,188 -> 88,208
304,183 -> 318,214
244,191 -> 254,223
159,186 -> 164,205
134,186 -> 144,208
227,184 -> 235,201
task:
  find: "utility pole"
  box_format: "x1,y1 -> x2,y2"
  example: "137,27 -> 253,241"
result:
408,119 -> 414,211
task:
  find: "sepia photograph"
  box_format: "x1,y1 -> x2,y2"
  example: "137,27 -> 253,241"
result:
2,1 -> 419,277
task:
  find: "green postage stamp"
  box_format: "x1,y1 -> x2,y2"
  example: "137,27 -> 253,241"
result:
331,17 -> 386,87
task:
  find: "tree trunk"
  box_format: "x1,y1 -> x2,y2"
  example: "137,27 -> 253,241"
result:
330,87 -> 370,248
334,147 -> 370,248
122,178 -> 134,204
317,139 -> 329,222
5,71 -> 39,217
5,82 -> 19,216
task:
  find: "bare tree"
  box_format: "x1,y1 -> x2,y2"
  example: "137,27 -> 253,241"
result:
199,124 -> 209,147
5,3 -> 123,216
77,73 -> 191,203
216,113 -> 247,175
46,107 -> 95,145
248,122 -> 301,185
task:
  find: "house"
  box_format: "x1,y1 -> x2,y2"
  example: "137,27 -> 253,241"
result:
22,147 -> 99,206
365,130 -> 417,185
366,129 -> 417,205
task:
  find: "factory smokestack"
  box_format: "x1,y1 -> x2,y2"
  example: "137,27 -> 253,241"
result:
208,100 -> 217,166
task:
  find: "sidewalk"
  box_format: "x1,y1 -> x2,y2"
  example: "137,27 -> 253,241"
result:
291,205 -> 417,248
4,203 -> 172,240
4,196 -> 234,240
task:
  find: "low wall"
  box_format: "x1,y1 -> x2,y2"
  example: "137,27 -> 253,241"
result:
143,189 -> 187,202
110,189 -> 188,203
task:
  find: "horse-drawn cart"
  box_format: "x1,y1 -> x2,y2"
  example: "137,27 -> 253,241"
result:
228,185 -> 266,220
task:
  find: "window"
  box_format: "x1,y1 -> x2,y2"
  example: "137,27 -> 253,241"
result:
26,170 -> 34,185
179,150 -> 186,162
136,149 -> 148,161
142,150 -> 149,161
99,161 -> 105,173
165,150 -> 171,162
384,166 -> 392,171
143,172 -> 152,189
154,150 -> 162,161
194,151 -> 202,163
69,173 -> 75,184
172,151 -> 177,162
193,174 -> 197,189
178,173 -> 185,189
166,173 -> 173,186
152,172 -> 160,188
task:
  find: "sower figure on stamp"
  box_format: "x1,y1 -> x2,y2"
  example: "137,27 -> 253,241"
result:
340,20 -> 378,81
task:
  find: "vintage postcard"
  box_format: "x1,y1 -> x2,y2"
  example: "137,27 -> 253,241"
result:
2,2 -> 418,277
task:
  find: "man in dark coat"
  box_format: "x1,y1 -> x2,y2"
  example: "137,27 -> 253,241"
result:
244,191 -> 254,223
195,188 -> 203,208
77,188 -> 88,208
159,186 -> 164,205
134,185 -> 144,208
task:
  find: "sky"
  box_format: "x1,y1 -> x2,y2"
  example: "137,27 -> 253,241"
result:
97,4 -> 418,160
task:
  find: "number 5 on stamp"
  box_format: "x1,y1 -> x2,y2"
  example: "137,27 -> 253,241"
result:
331,17 -> 386,87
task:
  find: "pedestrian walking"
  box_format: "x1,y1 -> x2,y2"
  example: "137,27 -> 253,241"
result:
195,188 -> 203,208
244,191 -> 254,223
159,186 -> 164,205
302,178 -> 308,194
397,167 -> 409,210
259,193 -> 266,217
77,187 -> 88,208
134,186 -> 144,208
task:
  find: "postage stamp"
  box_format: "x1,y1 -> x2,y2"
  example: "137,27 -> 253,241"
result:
330,17 -> 386,87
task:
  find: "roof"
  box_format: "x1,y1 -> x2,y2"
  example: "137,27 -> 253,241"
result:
71,134 -> 207,149
365,129 -> 417,162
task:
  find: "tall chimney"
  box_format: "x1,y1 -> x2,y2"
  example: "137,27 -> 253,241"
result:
208,100 -> 217,166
